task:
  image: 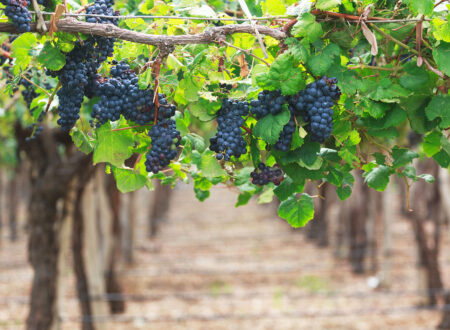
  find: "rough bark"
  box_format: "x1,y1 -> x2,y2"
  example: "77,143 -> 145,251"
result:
0,19 -> 286,45
121,191 -> 135,265
149,181 -> 173,237
409,159 -> 443,307
348,172 -> 368,274
15,123 -> 91,330
105,175 -> 125,314
72,167 -> 96,330
306,182 -> 330,247
8,172 -> 18,241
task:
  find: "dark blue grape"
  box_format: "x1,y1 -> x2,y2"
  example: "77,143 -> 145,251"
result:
145,119 -> 181,174
250,90 -> 286,119
250,163 -> 283,186
209,98 -> 249,161
289,76 -> 340,143
1,0 -> 32,32
46,0 -> 118,130
274,115 -> 296,151
91,61 -> 175,126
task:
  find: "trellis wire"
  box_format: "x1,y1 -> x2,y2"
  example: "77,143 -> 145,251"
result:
29,11 -> 434,23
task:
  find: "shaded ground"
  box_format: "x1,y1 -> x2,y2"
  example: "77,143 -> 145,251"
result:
0,183 -> 446,329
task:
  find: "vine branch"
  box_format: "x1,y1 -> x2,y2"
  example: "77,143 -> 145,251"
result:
0,19 -> 287,46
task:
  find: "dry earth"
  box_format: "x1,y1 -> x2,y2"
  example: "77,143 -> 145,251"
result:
0,183 -> 448,329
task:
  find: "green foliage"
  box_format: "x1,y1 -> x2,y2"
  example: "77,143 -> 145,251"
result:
0,0 -> 448,228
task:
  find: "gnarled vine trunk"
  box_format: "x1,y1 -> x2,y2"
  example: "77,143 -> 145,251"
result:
15,123 -> 91,330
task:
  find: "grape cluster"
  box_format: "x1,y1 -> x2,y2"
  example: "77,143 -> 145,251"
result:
290,76 -> 340,143
250,163 -> 284,186
1,0 -> 32,32
47,46 -> 90,130
47,0 -> 118,130
85,0 -> 118,62
250,90 -> 286,119
91,61 -> 175,126
274,114 -> 296,151
209,98 -> 249,161
145,119 -> 181,174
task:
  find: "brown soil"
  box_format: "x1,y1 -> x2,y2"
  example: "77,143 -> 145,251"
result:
0,183 -> 446,329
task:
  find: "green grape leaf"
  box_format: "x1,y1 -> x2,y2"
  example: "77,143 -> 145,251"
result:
418,174 -> 435,183
292,13 -> 323,43
433,150 -> 450,168
425,95 -> 450,129
256,53 -> 305,95
112,167 -> 147,193
194,176 -> 213,191
236,192 -> 252,207
299,140 -> 320,166
257,188 -> 274,204
423,131 -> 443,157
326,167 -> 343,186
198,152 -> 226,178
278,193 -> 314,228
319,148 -> 341,162
274,176 -> 305,201
336,171 -> 354,201
185,133 -> 206,153
253,107 -> 290,144
336,184 -> 352,201
368,79 -> 410,102
316,0 -> 341,10
392,147 -> 419,168
363,165 -> 392,191
71,128 -> 94,154
11,33 -> 37,74
399,64 -> 430,91
93,123 -> 134,167
403,0 -> 434,16
306,43 -> 340,77
194,188 -> 210,201
37,42 -> 66,71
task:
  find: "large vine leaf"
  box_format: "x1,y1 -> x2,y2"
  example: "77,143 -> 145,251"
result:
278,193 -> 314,228
363,165 -> 392,191
426,94 -> 450,129
11,33 -> 37,74
306,43 -> 340,77
93,123 -> 135,167
392,147 -> 419,169
255,53 -> 305,95
253,106 -> 290,144
112,167 -> 147,193
433,42 -> 450,76
291,13 -> 323,43
403,0 -> 434,16
37,42 -> 66,71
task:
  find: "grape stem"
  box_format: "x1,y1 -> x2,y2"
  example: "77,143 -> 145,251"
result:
111,125 -> 151,132
133,153 -> 142,170
348,64 -> 396,72
216,38 -> 270,67
20,75 -> 51,97
31,0 -> 47,33
402,176 -> 413,212
0,47 -> 12,59
241,126 -> 253,134
44,81 -> 61,113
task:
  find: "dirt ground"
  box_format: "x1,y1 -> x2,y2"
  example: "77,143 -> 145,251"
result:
0,183 -> 448,329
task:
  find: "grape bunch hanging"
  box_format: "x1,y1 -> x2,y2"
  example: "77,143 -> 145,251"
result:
290,77 -> 341,143
209,98 -> 249,161
46,0 -> 118,131
250,163 -> 284,186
